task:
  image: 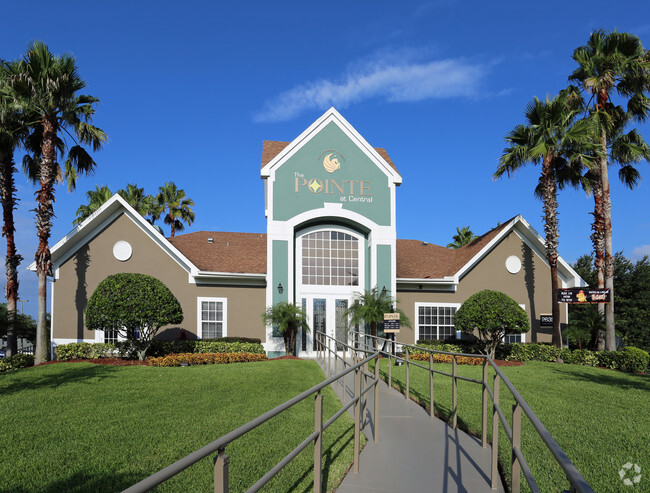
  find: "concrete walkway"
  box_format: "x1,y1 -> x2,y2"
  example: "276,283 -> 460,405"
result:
322,359 -> 504,493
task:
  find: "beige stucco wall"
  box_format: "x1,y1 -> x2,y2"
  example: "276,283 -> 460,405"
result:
53,213 -> 266,342
396,231 -> 563,345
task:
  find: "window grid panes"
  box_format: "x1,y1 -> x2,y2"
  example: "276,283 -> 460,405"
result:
418,306 -> 457,341
104,329 -> 120,344
201,301 -> 224,338
504,333 -> 522,344
302,231 -> 359,286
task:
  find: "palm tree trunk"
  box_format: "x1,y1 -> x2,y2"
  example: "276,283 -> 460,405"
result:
34,116 -> 57,364
541,153 -> 562,348
0,152 -> 22,357
590,170 -> 606,351
600,128 -> 616,350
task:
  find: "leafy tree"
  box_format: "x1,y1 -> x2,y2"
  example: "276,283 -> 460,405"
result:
73,185 -> 113,225
0,303 -> 37,344
495,91 -> 598,348
455,290 -> 529,359
4,42 -> 107,364
85,273 -> 183,360
569,30 -> 650,350
118,183 -> 149,217
345,287 -> 411,348
157,182 -> 195,237
262,301 -> 308,355
446,226 -> 477,248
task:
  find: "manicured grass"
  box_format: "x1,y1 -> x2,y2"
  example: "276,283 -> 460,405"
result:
374,359 -> 649,492
0,360 -> 364,492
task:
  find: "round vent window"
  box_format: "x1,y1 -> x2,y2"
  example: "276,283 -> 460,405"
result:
113,241 -> 133,262
505,255 -> 522,274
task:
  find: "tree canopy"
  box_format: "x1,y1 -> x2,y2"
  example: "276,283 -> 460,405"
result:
85,273 -> 183,359
454,290 -> 529,358
262,301 -> 308,356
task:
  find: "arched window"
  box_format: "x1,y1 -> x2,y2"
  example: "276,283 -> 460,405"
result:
301,230 -> 359,286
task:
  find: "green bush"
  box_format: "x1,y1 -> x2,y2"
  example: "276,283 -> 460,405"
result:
147,340 -> 265,357
145,340 -> 197,357
0,353 -> 34,372
412,342 -> 463,354
618,347 -> 649,373
203,337 -> 262,344
193,341 -> 265,355
56,342 -> 117,361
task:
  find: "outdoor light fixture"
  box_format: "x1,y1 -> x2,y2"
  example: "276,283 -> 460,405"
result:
277,283 -> 283,294
381,286 -> 387,296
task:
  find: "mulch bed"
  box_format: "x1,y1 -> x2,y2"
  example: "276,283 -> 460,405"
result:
493,359 -> 524,367
268,355 -> 302,360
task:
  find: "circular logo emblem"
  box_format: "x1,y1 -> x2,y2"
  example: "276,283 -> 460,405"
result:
619,462 -> 642,486
323,153 -> 341,173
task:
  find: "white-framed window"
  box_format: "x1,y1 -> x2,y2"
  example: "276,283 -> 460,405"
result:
415,303 -> 461,342
197,297 -> 227,339
504,304 -> 527,343
301,230 -> 359,286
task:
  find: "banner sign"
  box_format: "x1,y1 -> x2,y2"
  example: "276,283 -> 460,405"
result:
557,288 -> 610,304
383,312 -> 401,333
540,314 -> 553,327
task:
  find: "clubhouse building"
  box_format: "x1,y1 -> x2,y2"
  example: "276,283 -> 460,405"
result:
42,108 -> 584,357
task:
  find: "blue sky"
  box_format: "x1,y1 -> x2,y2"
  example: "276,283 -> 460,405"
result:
2,1 -> 650,318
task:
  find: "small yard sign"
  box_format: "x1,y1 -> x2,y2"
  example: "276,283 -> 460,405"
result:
383,312 -> 401,333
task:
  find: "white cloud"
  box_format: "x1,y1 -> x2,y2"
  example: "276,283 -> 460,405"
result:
631,245 -> 650,260
253,55 -> 492,123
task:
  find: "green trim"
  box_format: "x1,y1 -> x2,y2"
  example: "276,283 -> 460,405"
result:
376,245 -> 392,294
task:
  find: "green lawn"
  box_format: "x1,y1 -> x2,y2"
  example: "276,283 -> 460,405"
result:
0,360 -> 364,492
374,359 -> 649,492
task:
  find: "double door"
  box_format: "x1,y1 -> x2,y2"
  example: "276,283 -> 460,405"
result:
297,296 -> 350,357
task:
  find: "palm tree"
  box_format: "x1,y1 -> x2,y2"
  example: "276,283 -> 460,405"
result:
0,66 -> 28,357
569,30 -> 650,350
495,91 -> 599,348
345,287 -> 411,348
263,301 -> 309,355
157,182 -> 195,237
118,183 -> 150,217
446,226 -> 477,248
73,185 -> 113,225
5,42 -> 106,363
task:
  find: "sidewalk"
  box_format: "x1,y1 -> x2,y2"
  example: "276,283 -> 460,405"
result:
324,359 -> 504,493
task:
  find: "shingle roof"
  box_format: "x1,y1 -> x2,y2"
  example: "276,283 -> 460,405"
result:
167,231 -> 267,274
261,140 -> 400,176
169,219 -> 515,279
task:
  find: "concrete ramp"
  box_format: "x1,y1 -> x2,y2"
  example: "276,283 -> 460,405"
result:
327,363 -> 505,493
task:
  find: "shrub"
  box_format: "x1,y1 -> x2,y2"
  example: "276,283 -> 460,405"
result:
618,347 -> 649,373
203,337 -> 262,344
194,341 -> 265,355
57,342 -> 117,361
146,340 -> 198,357
0,354 -> 34,373
455,290 -> 529,358
409,353 -> 484,365
147,352 -> 267,367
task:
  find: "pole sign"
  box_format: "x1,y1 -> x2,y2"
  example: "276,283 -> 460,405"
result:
540,314 -> 553,327
557,288 -> 610,304
383,312 -> 401,333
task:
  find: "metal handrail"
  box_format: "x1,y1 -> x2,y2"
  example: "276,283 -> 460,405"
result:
349,330 -> 593,493
123,337 -> 379,493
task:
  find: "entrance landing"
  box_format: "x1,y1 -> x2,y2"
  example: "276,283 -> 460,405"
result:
324,360 -> 505,493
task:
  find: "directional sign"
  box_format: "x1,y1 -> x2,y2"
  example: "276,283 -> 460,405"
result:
383,312 -> 401,333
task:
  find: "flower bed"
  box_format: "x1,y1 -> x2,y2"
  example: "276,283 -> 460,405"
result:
148,352 -> 267,367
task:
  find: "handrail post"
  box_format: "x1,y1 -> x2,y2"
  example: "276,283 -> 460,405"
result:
214,448 -> 229,493
405,347 -> 410,400
354,364 -> 361,473
429,352 -> 434,420
482,359 -> 488,447
327,337 -> 332,377
491,374 -> 500,490
452,356 -> 457,430
314,391 -> 323,493
334,342 -> 338,378
374,354 -> 380,442
512,403 -> 522,493
388,352 -> 392,389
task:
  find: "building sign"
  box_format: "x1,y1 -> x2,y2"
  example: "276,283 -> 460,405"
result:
383,312 -> 400,333
540,314 -> 553,327
557,288 -> 610,304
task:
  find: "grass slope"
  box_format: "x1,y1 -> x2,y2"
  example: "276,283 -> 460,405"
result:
0,360 -> 363,492
375,359 -> 649,492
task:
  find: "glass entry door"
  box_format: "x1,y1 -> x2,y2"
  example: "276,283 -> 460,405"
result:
298,296 -> 349,357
